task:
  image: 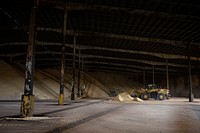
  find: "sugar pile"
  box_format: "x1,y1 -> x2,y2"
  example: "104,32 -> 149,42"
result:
113,92 -> 143,102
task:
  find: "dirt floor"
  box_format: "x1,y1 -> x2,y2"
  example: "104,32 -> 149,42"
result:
0,98 -> 200,133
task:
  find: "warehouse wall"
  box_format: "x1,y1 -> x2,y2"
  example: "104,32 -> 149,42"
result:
169,75 -> 200,98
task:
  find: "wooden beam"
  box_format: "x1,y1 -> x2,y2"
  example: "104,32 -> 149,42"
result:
37,28 -> 199,47
2,41 -> 200,61
81,55 -> 187,67
35,58 -> 185,73
3,27 -> 200,47
41,1 -> 200,23
0,50 -> 189,67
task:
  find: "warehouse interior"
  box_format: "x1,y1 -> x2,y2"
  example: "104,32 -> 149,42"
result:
0,0 -> 200,132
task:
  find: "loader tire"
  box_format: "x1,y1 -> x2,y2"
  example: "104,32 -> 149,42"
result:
141,93 -> 149,100
157,93 -> 165,100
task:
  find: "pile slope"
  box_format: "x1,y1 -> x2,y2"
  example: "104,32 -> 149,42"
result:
0,60 -> 109,100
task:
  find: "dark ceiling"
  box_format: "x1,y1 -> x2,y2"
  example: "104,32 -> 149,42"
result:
1,0 -> 200,82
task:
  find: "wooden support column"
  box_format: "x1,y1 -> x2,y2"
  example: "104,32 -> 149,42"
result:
136,72 -> 139,89
166,59 -> 169,89
20,0 -> 39,117
71,35 -> 76,100
188,45 -> 194,102
198,74 -> 200,87
77,49 -> 81,97
143,69 -> 145,88
58,5 -> 67,105
81,56 -> 85,96
152,65 -> 155,85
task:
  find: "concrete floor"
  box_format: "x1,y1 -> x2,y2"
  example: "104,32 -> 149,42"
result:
0,98 -> 200,133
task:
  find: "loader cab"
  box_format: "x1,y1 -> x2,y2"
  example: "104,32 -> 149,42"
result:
147,84 -> 158,90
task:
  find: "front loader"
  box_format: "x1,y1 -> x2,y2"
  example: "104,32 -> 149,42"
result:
131,84 -> 171,100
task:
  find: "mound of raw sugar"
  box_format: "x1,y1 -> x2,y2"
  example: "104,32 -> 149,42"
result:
113,92 -> 143,102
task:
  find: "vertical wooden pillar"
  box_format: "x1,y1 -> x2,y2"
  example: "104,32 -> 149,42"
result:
58,5 -> 67,105
77,49 -> 81,97
20,0 -> 39,117
81,56 -> 84,96
136,72 -> 139,89
143,69 -> 145,88
71,35 -> 76,100
198,74 -> 200,87
152,65 -> 155,85
188,46 -> 194,102
166,59 -> 169,89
